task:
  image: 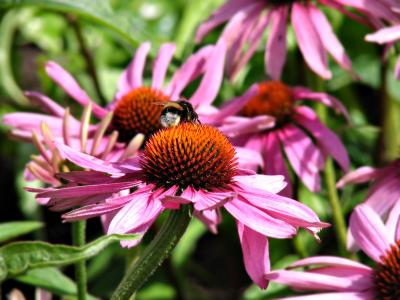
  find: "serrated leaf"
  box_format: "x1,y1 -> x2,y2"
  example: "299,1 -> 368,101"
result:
0,221 -> 43,243
0,0 -> 157,48
0,233 -> 137,282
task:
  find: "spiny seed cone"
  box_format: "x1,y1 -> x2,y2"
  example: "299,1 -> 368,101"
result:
141,123 -> 238,190
112,87 -> 170,142
239,81 -> 295,123
374,240 -> 400,299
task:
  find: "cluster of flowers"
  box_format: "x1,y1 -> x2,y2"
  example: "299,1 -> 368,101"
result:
3,0 -> 400,298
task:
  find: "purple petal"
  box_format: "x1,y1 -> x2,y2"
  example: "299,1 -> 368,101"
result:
45,61 -> 108,119
335,0 -> 398,23
278,125 -> 324,192
54,141 -> 124,175
224,197 -> 297,238
237,222 -> 270,288
165,46 -> 214,99
193,190 -> 236,211
264,291 -> 374,300
308,4 -> 353,73
292,86 -> 350,121
365,25 -> 400,44
234,174 -> 286,194
265,5 -> 288,80
189,40 -> 226,107
234,146 -> 264,170
386,200 -> 400,242
289,256 -> 371,271
349,204 -> 391,263
336,166 -> 379,188
218,115 -> 275,137
265,269 -> 365,292
291,3 -> 331,79
151,43 -> 176,89
195,0 -> 252,42
263,132 -> 292,197
108,193 -> 164,235
205,84 -> 258,124
194,209 -> 221,234
24,91 -> 66,117
294,106 -> 349,171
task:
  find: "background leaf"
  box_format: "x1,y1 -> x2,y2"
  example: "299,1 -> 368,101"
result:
0,233 -> 137,281
0,221 -> 43,243
0,0 -> 157,48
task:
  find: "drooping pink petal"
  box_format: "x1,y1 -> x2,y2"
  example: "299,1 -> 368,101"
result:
364,175 -> 400,218
165,45 -> 213,99
386,200 -> 400,242
234,174 -> 286,194
234,146 -> 264,170
218,115 -> 275,137
121,42 -> 151,92
54,141 -> 125,175
45,61 -> 108,119
266,5 -> 288,80
151,43 -> 176,89
335,0 -> 399,22
193,190 -> 236,211
237,186 -> 330,233
336,166 -> 379,188
292,86 -> 350,121
195,0 -> 252,42
365,25 -> 400,44
265,291 -> 374,300
194,209 -> 221,234
189,40 -> 226,107
288,256 -> 371,271
263,132 -> 292,197
237,222 -> 270,289
224,196 -> 297,238
57,170 -> 114,185
308,4 -> 353,74
108,191 -> 164,235
291,3 -> 331,79
229,9 -> 271,79
294,106 -> 349,171
265,269 -> 364,292
349,204 -> 391,263
204,84 -> 258,124
278,125 -> 323,192
24,91 -> 66,118
37,181 -> 137,200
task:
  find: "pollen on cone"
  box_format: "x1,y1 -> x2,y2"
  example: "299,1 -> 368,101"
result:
112,87 -> 170,142
141,123 -> 238,190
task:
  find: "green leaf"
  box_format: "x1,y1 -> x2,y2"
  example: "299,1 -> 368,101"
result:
0,233 -> 138,282
0,0 -> 157,48
0,221 -> 43,243
0,9 -> 33,106
15,267 -> 76,296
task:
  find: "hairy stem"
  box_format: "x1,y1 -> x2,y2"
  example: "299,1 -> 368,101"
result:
112,206 -> 192,300
72,220 -> 87,300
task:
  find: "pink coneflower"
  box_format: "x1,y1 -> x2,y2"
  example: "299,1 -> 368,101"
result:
3,41 -> 225,143
337,159 -> 400,224
366,25 -> 400,79
265,204 -> 400,299
202,80 -> 349,196
28,123 -> 329,288
195,0 -> 398,80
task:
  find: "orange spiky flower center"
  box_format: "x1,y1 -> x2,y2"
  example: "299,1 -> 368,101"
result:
112,87 -> 170,142
374,240 -> 400,299
141,123 -> 238,190
239,81 -> 295,124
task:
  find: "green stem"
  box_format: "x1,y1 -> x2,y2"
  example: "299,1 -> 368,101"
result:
112,206 -> 192,300
324,157 -> 348,256
72,220 -> 87,300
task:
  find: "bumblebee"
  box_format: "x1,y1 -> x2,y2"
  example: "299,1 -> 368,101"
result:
158,100 -> 200,128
